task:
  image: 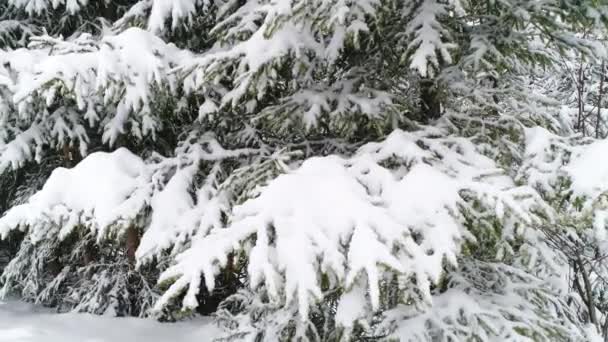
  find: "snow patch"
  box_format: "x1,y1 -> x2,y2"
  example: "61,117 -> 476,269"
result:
0,300 -> 220,342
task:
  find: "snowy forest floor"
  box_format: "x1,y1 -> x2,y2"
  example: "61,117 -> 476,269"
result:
0,300 -> 220,342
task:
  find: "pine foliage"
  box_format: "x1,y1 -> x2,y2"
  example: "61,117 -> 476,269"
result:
1,0 -> 608,341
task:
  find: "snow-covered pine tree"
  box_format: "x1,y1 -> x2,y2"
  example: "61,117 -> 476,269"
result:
1,0 -> 608,341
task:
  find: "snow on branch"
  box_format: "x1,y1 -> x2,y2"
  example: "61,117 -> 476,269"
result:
0,27 -> 189,172
154,128 -> 549,329
0,148 -> 149,242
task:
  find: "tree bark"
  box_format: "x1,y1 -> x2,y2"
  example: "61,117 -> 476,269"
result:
577,61 -> 586,135
83,239 -> 97,265
420,78 -> 441,121
125,225 -> 140,265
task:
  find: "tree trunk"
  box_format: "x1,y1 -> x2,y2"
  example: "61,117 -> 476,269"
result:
577,62 -> 586,135
420,78 -> 441,121
125,225 -> 140,265
83,239 -> 97,265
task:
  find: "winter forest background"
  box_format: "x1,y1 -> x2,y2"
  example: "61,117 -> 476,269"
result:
2,0 -> 608,341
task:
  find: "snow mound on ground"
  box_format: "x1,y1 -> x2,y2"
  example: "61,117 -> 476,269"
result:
0,300 -> 220,342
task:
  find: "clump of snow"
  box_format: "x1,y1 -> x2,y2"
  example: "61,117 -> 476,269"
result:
520,126 -> 567,194
148,0 -> 200,33
565,139 -> 608,200
0,148 -> 149,242
136,165 -> 198,261
525,126 -> 608,206
335,279 -> 369,329
405,0 -> 455,77
523,126 -> 608,204
157,155 -> 430,317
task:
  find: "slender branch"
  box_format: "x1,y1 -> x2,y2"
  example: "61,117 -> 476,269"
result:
597,61 -> 606,139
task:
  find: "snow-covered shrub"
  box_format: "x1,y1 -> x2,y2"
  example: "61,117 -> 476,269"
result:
1,0 -> 608,341
150,123 -> 585,341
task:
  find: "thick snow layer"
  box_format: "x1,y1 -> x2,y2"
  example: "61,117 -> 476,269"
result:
566,139 -> 608,199
154,128 -> 545,323
405,0 -> 453,77
525,126 -> 608,203
0,148 -> 149,241
155,154 -> 466,317
0,300 -> 219,342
